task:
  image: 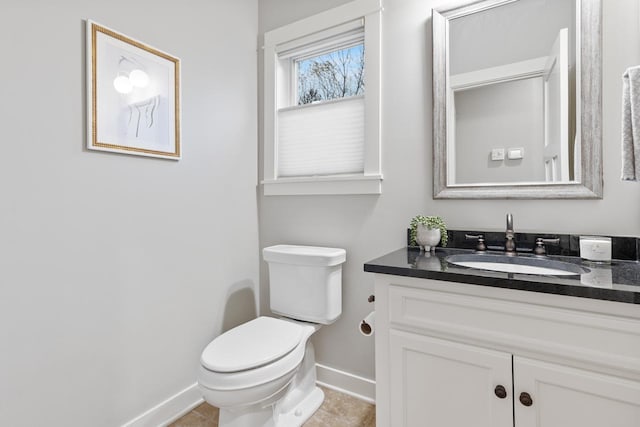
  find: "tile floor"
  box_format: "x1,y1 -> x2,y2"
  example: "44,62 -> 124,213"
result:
169,386 -> 375,427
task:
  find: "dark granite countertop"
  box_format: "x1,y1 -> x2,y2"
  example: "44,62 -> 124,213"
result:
364,247 -> 640,304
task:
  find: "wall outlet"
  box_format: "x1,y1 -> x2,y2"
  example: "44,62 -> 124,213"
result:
491,148 -> 505,161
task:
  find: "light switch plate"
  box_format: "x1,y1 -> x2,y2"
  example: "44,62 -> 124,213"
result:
507,147 -> 524,159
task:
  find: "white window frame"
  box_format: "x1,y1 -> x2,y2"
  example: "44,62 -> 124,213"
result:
262,0 -> 383,196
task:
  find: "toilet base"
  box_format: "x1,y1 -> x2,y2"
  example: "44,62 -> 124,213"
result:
276,385 -> 324,427
218,386 -> 323,427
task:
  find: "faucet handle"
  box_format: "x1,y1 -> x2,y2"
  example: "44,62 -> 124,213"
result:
465,234 -> 487,252
534,237 -> 560,256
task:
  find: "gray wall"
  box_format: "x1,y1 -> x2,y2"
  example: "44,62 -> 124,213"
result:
0,1 -> 259,426
449,0 -> 575,74
258,0 -> 640,385
454,77 -> 545,184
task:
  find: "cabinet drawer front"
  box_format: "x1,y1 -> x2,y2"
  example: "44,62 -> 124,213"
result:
388,283 -> 640,376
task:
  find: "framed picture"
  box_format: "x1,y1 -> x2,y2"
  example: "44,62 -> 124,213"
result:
87,20 -> 181,160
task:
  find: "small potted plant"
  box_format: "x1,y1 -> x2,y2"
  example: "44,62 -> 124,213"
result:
410,215 -> 448,252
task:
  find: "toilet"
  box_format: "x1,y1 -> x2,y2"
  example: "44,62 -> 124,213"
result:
198,244 -> 346,427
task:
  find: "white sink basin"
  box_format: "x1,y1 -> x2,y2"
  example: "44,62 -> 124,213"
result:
445,253 -> 589,276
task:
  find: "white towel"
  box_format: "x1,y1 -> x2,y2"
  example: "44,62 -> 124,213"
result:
622,66 -> 640,180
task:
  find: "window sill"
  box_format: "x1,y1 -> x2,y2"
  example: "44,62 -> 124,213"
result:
262,174 -> 383,196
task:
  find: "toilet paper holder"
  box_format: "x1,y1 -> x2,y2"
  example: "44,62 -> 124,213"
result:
359,295 -> 376,336
360,311 -> 375,336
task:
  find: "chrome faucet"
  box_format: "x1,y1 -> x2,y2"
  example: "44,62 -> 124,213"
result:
505,213 -> 516,255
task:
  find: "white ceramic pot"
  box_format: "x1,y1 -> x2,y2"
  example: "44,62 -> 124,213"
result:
416,224 -> 441,252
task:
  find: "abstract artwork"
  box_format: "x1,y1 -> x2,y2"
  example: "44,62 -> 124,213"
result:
87,20 -> 181,159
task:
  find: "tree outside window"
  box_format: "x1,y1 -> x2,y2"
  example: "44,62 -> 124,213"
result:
296,44 -> 365,105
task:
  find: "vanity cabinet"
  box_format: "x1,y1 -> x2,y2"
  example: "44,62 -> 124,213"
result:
373,275 -> 640,427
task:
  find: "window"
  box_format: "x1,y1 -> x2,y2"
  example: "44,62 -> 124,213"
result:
263,0 -> 382,195
296,44 -> 365,105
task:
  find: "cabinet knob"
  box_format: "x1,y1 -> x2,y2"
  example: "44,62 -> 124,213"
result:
519,392 -> 533,407
494,385 -> 507,399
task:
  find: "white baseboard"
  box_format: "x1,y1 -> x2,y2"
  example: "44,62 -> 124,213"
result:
122,383 -> 204,427
315,363 -> 375,404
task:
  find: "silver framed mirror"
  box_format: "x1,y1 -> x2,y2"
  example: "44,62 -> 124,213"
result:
433,0 -> 602,199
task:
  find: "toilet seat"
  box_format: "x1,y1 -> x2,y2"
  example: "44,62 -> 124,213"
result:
201,316 -> 303,373
199,317 -> 315,392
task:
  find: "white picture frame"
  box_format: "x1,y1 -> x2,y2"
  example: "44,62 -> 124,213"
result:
86,20 -> 181,160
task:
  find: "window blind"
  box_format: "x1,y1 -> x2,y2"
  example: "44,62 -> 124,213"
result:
277,96 -> 365,177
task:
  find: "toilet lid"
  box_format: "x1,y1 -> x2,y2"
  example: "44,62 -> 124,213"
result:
201,317 -> 303,373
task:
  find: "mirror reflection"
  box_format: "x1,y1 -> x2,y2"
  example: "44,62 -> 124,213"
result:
432,0 -> 602,199
448,0 -> 576,186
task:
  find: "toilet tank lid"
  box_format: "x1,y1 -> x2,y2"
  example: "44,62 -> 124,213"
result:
263,245 -> 346,266
201,317 -> 302,373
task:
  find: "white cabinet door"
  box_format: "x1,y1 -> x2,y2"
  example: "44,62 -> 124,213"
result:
514,356 -> 640,427
389,330 -> 513,427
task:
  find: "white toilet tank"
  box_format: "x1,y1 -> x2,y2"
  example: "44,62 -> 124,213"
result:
263,245 -> 346,324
